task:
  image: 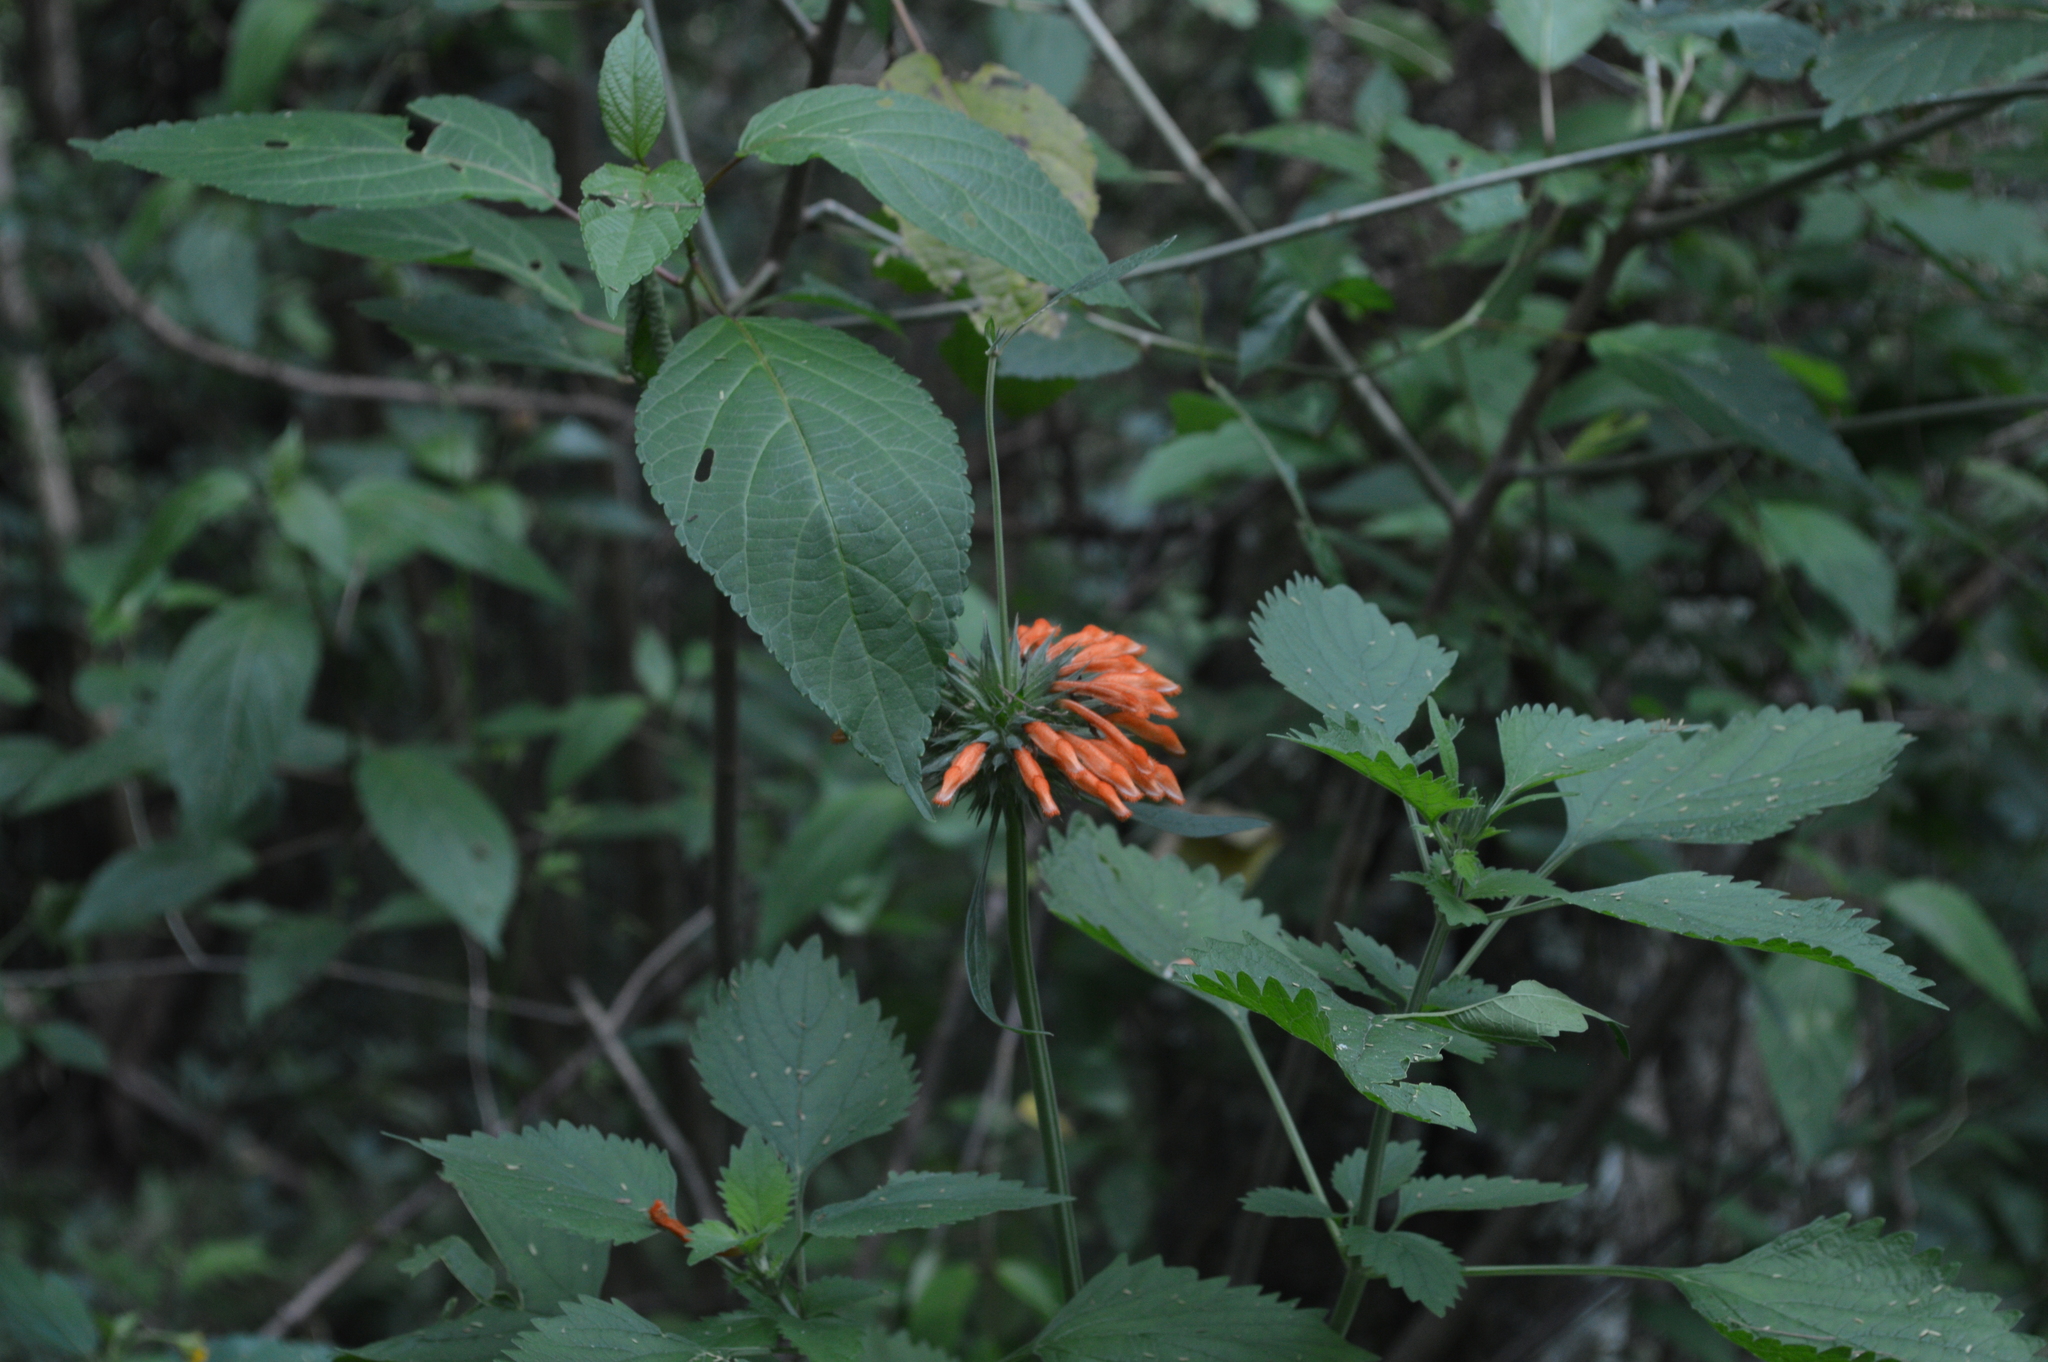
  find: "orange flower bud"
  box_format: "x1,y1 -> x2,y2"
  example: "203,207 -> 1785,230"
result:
934,741 -> 989,807
1113,710 -> 1185,754
1014,749 -> 1062,817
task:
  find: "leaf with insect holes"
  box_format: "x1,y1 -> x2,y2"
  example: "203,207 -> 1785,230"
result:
413,1123 -> 675,1245
577,162 -> 703,316
1252,576 -> 1456,750
1563,873 -> 1937,1006
1394,1175 -> 1583,1226
1341,1229 -> 1464,1316
689,937 -> 917,1182
1495,704 -> 1676,797
737,85 -> 1128,308
1554,705 -> 1907,860
636,319 -> 971,810
808,1172 -> 1070,1237
596,13 -> 669,163
1030,1256 -> 1371,1362
293,204 -> 581,312
409,96 -> 561,210
1652,1216 -> 2043,1361
1812,19 -> 2048,127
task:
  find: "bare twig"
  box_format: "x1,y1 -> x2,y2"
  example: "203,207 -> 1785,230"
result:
84,245 -> 636,425
109,1063 -> 309,1192
258,1181 -> 445,1337
892,0 -> 930,53
804,197 -> 905,248
464,935 -> 505,1135
569,977 -> 719,1220
738,0 -> 856,311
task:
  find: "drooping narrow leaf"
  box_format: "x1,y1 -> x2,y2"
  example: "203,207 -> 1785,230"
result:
293,204 -> 582,311
808,1171 -> 1069,1236
1563,873 -> 1937,1005
1812,19 -> 2048,127
1251,576 -> 1455,750
689,937 -> 918,1182
414,1123 -> 675,1245
1393,1175 -> 1583,1225
1554,705 -> 1908,859
1881,879 -> 2040,1027
1340,1229 -> 1465,1316
736,85 -> 1127,307
1655,1216 -> 2043,1361
156,597 -> 322,832
636,318 -> 972,807
1754,501 -> 1897,642
1030,1256 -> 1370,1362
1494,705 -> 1675,796
95,468 -> 255,633
64,835 -> 257,938
355,748 -> 519,950
395,1236 -> 499,1303
13,725 -> 163,816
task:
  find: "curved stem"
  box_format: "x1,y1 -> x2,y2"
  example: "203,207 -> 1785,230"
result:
1008,811 -> 1083,1299
1234,1014 -> 1344,1251
985,343 -> 1010,646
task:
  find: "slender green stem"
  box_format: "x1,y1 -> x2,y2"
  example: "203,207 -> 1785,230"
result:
1007,810 -> 1083,1299
1235,1015 -> 1344,1251
1464,1263 -> 1668,1280
1328,914 -> 1453,1337
983,342 -> 1011,659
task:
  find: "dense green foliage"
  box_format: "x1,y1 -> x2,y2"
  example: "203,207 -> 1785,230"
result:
5,0 -> 2048,1358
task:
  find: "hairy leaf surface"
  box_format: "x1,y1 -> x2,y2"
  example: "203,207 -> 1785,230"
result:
808,1172 -> 1069,1236
1495,705 -> 1674,796
1813,19 -> 2048,126
1252,576 -> 1455,748
1394,1175 -> 1583,1224
1340,1229 -> 1464,1316
415,1123 -> 675,1245
1030,1256 -> 1370,1361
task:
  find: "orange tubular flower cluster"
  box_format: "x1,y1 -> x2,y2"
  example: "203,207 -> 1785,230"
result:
927,619 -> 1186,821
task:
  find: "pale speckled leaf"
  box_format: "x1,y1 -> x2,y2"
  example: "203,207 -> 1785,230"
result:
1031,1256 -> 1370,1362
807,1172 -> 1068,1236
1495,704 -> 1676,796
1251,575 -> 1455,752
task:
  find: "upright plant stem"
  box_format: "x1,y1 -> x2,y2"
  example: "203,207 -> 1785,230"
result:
984,354 -> 1010,641
1328,914 -> 1453,1338
1007,810 -> 1082,1299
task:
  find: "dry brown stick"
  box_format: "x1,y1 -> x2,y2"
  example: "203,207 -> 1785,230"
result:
83,244 -> 636,425
569,977 -> 720,1220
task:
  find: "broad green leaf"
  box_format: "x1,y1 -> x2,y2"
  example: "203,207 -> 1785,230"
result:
1863,183 -> 2048,279
65,835 -> 256,937
719,1131 -> 793,1237
597,13 -> 668,163
1126,422 -> 1341,506
1340,1229 -> 1464,1316
271,477 -> 352,578
357,294 -> 618,378
28,1021 -> 110,1074
808,1172 -> 1069,1236
0,658 -> 35,705
1385,120 -> 1524,233
1616,7 -> 1819,81
13,724 -> 163,815
1218,123 -> 1381,184
1753,955 -> 1857,1165
1393,1175 -> 1582,1225
245,914 -> 350,1022
171,217 -> 260,346
339,477 -> 573,602
737,86 -> 1126,307
0,1257 -> 97,1358
506,1296 -> 769,1362
690,937 -> 917,1181
1251,576 -> 1456,748
1563,873 -> 1936,1005
156,597 -> 321,831
396,1236 -> 500,1303
1754,502 -> 1896,642
1242,1187 -> 1337,1219
410,96 -> 561,210
1587,324 -> 1865,485
355,748 -> 519,950
340,1307 -> 535,1362
1030,1255 -> 1370,1362
1813,20 -> 2048,128
999,325 -> 1141,381
96,468 -> 255,633
1038,819 -> 1292,1003
223,0 -> 324,112
0,735 -> 59,810
757,782 -> 916,948
1495,705 -> 1673,796
992,7 -> 1095,105
636,318 -> 971,807
1431,979 -> 1611,1048
1881,879 -> 2039,1027
545,694 -> 648,797
1287,724 -> 1476,820
1655,1216 -> 2043,1361
415,1123 -> 675,1245
577,162 -> 703,316
1554,705 -> 1908,859
1496,0 -> 1613,71
294,204 -> 581,311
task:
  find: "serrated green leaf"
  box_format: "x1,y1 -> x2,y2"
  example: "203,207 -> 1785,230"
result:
0,1257 -> 97,1358
357,293 -> 618,378
1881,879 -> 2040,1028
396,1236 -> 500,1302
1251,576 -> 1456,749
808,1171 -> 1068,1237
507,1296 -> 766,1362
156,597 -> 321,832
95,467 -> 255,634
1813,19 -> 2048,128
245,913 -> 350,1022
294,204 -> 581,311
1496,0 -> 1613,71
1656,1216 -> 2043,1361
339,476 -> 572,602
1394,1175 -> 1582,1225
737,86 -> 1125,307
410,96 -> 561,210
340,1307 -> 535,1362
1755,502 -> 1897,642
65,835 -> 256,937
1554,705 -> 1908,859
1340,1228 -> 1464,1316
578,162 -> 703,316
597,13 -> 669,163
1429,979 -> 1610,1047
1030,1256 -> 1370,1362
690,938 -> 917,1182
1287,724 -> 1476,820
416,1123 -> 675,1245
719,1131 -> 793,1237
355,749 -> 518,951
1241,1187 -> 1337,1219
1461,866 -> 1562,900
1563,873 -> 1937,1005
1495,704 -> 1674,796
636,318 -> 971,808
1587,324 -> 1865,485
1331,1140 -> 1424,1208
